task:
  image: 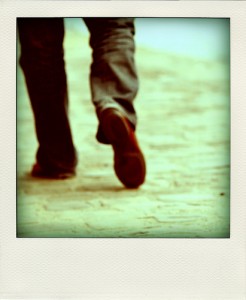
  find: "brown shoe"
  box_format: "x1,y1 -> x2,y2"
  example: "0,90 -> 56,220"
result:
31,163 -> 75,179
100,108 -> 146,188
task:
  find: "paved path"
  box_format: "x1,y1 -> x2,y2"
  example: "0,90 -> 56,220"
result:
17,24 -> 230,238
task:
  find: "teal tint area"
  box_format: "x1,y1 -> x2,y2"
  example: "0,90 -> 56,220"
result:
135,18 -> 230,61
17,18 -> 230,238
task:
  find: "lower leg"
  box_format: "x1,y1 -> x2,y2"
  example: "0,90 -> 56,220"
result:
18,18 -> 77,174
84,18 -> 146,187
84,17 -> 139,144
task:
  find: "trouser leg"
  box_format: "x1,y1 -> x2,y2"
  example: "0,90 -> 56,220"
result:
83,18 -> 139,144
17,18 -> 77,172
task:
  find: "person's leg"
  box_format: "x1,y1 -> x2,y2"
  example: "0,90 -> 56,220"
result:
83,17 -> 138,144
84,18 -> 146,188
18,18 -> 77,178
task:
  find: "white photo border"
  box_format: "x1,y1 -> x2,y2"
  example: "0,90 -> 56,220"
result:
1,1 -> 245,299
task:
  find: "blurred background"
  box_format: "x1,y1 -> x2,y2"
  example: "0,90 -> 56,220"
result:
17,18 -> 230,238
65,17 -> 230,61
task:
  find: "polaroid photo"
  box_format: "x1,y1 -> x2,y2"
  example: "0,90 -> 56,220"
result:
0,1 -> 245,299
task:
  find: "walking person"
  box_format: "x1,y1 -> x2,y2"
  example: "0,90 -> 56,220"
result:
17,17 -> 146,188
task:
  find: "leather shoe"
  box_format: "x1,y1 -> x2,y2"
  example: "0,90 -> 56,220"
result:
100,108 -> 146,188
31,163 -> 75,179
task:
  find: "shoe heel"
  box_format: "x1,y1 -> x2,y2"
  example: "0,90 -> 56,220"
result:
101,110 -> 130,144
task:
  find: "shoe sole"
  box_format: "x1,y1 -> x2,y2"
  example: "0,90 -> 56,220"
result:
101,109 -> 146,188
31,164 -> 75,180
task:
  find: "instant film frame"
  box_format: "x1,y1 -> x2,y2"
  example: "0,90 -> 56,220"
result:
16,17 -> 230,238
1,1 -> 246,299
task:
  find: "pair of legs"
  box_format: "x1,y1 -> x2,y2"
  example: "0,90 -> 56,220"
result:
18,18 -> 145,188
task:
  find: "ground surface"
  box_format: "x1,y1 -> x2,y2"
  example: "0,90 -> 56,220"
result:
17,21 -> 230,238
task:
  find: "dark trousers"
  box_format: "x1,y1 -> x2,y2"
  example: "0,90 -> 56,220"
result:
17,18 -> 139,172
